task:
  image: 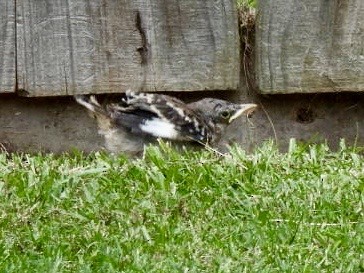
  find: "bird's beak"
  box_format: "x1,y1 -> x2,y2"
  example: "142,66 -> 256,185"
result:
229,104 -> 258,123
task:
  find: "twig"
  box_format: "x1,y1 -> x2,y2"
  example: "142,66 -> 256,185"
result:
201,142 -> 227,157
260,102 -> 278,144
271,219 -> 360,227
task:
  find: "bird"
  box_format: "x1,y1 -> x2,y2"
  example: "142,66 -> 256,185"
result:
75,91 -> 257,154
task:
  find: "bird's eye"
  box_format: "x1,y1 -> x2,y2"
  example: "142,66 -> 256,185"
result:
220,110 -> 230,119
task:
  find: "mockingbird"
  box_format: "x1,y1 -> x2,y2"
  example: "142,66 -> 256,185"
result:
75,91 -> 257,154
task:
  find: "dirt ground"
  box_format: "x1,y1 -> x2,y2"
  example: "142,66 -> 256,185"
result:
0,89 -> 363,154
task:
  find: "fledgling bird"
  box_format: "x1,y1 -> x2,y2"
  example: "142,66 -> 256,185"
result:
75,91 -> 257,154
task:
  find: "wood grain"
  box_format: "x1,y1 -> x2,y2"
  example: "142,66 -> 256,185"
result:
0,1 -> 15,93
255,0 -> 364,94
16,0 -> 240,96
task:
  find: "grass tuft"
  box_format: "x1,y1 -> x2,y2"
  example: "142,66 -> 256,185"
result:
0,141 -> 363,272
237,0 -> 256,8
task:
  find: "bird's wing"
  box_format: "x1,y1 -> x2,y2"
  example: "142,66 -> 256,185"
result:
108,91 -> 214,142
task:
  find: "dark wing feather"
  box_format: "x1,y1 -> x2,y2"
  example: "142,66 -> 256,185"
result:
76,92 -> 214,143
118,91 -> 214,142
106,107 -> 157,135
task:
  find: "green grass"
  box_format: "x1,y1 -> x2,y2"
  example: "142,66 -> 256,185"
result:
237,0 -> 256,8
0,140 -> 363,272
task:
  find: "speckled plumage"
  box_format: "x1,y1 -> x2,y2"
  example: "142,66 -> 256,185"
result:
75,91 -> 257,153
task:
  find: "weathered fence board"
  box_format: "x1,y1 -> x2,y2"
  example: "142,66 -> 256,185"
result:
0,1 -> 15,93
16,0 -> 239,96
256,0 -> 364,94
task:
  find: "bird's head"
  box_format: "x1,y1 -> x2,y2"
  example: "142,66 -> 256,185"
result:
188,98 -> 257,125
187,98 -> 257,144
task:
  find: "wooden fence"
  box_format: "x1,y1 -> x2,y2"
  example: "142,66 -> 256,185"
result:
0,0 -> 239,96
0,0 -> 363,96
256,0 -> 363,94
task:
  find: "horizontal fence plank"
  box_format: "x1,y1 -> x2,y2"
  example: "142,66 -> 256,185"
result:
0,1 -> 15,93
16,0 -> 240,96
255,0 -> 364,94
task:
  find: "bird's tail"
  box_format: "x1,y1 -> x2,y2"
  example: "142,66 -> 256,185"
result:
75,95 -> 115,134
74,95 -> 108,116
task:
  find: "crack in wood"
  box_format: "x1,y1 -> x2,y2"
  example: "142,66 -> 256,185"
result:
14,0 -> 18,94
135,11 -> 150,66
64,63 -> 69,95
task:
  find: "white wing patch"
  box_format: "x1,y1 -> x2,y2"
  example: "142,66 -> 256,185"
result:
139,118 -> 179,140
